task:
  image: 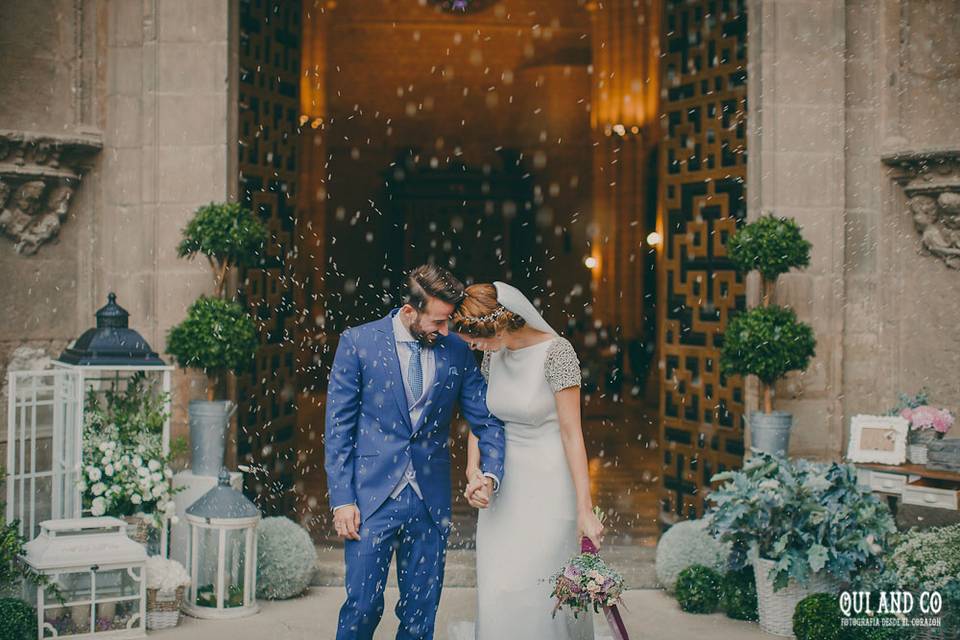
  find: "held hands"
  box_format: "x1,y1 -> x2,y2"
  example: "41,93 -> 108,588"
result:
578,507 -> 605,550
333,504 -> 361,541
464,471 -> 493,509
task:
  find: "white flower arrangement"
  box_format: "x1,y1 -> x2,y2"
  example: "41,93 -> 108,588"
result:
80,410 -> 179,528
145,556 -> 191,593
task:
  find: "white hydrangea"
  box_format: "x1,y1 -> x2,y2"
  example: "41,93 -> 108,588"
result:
91,497 -> 107,516
148,459 -> 161,472
91,482 -> 107,496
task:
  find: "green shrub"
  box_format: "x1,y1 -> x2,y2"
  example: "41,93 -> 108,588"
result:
256,517 -> 318,600
655,519 -> 729,593
892,524 -> 960,592
675,565 -> 722,614
0,598 -> 37,640
721,566 -> 757,621
727,214 -> 811,283
719,305 -> 816,387
793,593 -> 844,640
177,202 -> 267,297
939,579 -> 960,639
166,296 -> 258,398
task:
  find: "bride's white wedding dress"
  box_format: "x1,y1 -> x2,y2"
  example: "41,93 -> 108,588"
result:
461,335 -> 595,640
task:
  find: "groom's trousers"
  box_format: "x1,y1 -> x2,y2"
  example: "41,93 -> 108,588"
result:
337,485 -> 448,640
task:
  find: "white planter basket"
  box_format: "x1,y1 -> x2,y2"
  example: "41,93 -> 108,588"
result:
753,556 -> 840,638
146,586 -> 184,630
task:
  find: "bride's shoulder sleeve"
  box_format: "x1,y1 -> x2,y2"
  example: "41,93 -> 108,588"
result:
544,337 -> 581,393
480,350 -> 492,383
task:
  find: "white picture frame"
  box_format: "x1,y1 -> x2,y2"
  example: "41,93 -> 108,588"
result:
846,414 -> 909,465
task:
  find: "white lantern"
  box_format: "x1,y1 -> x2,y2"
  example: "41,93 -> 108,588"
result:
183,469 -> 260,619
4,293 -> 172,551
22,517 -> 147,639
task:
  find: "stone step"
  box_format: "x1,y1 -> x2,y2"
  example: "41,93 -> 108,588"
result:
311,544 -> 658,589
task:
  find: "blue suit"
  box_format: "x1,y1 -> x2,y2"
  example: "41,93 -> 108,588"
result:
325,309 -> 506,639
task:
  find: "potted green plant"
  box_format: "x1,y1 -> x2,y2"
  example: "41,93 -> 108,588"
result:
166,202 -> 264,476
706,452 -> 897,637
721,214 -> 816,455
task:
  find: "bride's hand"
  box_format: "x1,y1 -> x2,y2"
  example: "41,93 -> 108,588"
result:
464,472 -> 492,509
578,508 -> 605,549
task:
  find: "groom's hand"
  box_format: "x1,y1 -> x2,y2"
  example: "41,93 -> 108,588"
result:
333,504 -> 361,541
464,475 -> 493,509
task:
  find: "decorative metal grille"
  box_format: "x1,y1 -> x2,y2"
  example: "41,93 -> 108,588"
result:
657,0 -> 748,521
237,0 -> 302,516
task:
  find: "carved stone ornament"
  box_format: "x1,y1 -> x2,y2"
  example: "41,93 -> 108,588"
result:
883,149 -> 960,270
0,129 -> 102,255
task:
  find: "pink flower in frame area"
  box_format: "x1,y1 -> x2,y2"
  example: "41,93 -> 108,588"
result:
901,405 -> 955,434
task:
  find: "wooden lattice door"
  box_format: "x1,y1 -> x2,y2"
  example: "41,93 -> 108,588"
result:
657,0 -> 748,522
236,0 -> 302,515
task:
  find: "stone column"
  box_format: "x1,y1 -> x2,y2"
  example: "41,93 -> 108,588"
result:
746,0 -> 847,458
586,0 -> 660,339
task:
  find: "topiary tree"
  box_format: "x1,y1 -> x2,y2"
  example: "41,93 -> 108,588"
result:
722,214 -> 816,414
727,214 -> 811,306
256,516 -> 318,600
167,296 -> 258,400
674,565 -> 723,614
0,597 -> 37,640
655,518 -> 729,593
720,305 -> 816,414
177,202 -> 267,299
792,592 -> 843,640
721,566 -> 758,621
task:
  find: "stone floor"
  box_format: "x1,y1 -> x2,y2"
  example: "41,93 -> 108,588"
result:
155,587 -> 773,640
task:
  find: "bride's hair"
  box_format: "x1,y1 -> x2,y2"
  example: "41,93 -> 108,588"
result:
451,283 -> 526,337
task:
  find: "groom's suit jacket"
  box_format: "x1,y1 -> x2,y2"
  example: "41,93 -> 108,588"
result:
324,309 -> 506,530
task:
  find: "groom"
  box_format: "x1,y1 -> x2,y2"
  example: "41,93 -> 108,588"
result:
325,264 -> 506,640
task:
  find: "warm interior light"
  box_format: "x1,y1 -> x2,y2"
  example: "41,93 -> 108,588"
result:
584,256 -> 599,270
646,231 -> 662,246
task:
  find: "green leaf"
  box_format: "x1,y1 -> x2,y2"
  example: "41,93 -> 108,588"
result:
808,544 -> 829,573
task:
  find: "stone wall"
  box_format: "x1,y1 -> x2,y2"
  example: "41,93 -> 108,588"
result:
748,0 -> 960,459
0,0 -> 233,446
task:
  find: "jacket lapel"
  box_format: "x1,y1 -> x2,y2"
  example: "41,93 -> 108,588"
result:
413,337 -> 451,434
375,311 -> 413,433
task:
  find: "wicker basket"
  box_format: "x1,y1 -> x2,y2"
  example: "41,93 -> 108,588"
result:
146,586 -> 185,630
123,515 -> 151,544
753,556 -> 840,638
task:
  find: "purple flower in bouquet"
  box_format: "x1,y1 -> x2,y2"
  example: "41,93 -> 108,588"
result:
549,508 -> 626,617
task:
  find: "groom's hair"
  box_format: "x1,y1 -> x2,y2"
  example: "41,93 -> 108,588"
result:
404,264 -> 465,310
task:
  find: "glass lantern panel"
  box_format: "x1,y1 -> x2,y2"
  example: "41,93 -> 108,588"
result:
223,528 -> 247,608
95,567 -> 140,599
194,527 -> 221,608
55,571 -> 93,604
93,600 -> 140,633
44,603 -> 93,637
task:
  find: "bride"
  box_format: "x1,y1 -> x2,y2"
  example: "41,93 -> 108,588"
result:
450,281 -> 603,640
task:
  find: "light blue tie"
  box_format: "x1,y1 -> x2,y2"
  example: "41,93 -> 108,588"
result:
407,341 -> 423,403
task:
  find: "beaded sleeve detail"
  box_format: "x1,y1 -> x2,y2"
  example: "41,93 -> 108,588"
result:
544,337 -> 581,392
481,350 -> 492,383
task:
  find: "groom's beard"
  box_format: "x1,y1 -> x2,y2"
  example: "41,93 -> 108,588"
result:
409,313 -> 440,347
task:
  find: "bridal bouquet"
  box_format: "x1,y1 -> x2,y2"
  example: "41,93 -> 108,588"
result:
549,508 -> 629,638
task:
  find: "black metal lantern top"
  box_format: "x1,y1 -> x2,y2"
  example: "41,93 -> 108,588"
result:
57,293 -> 166,366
